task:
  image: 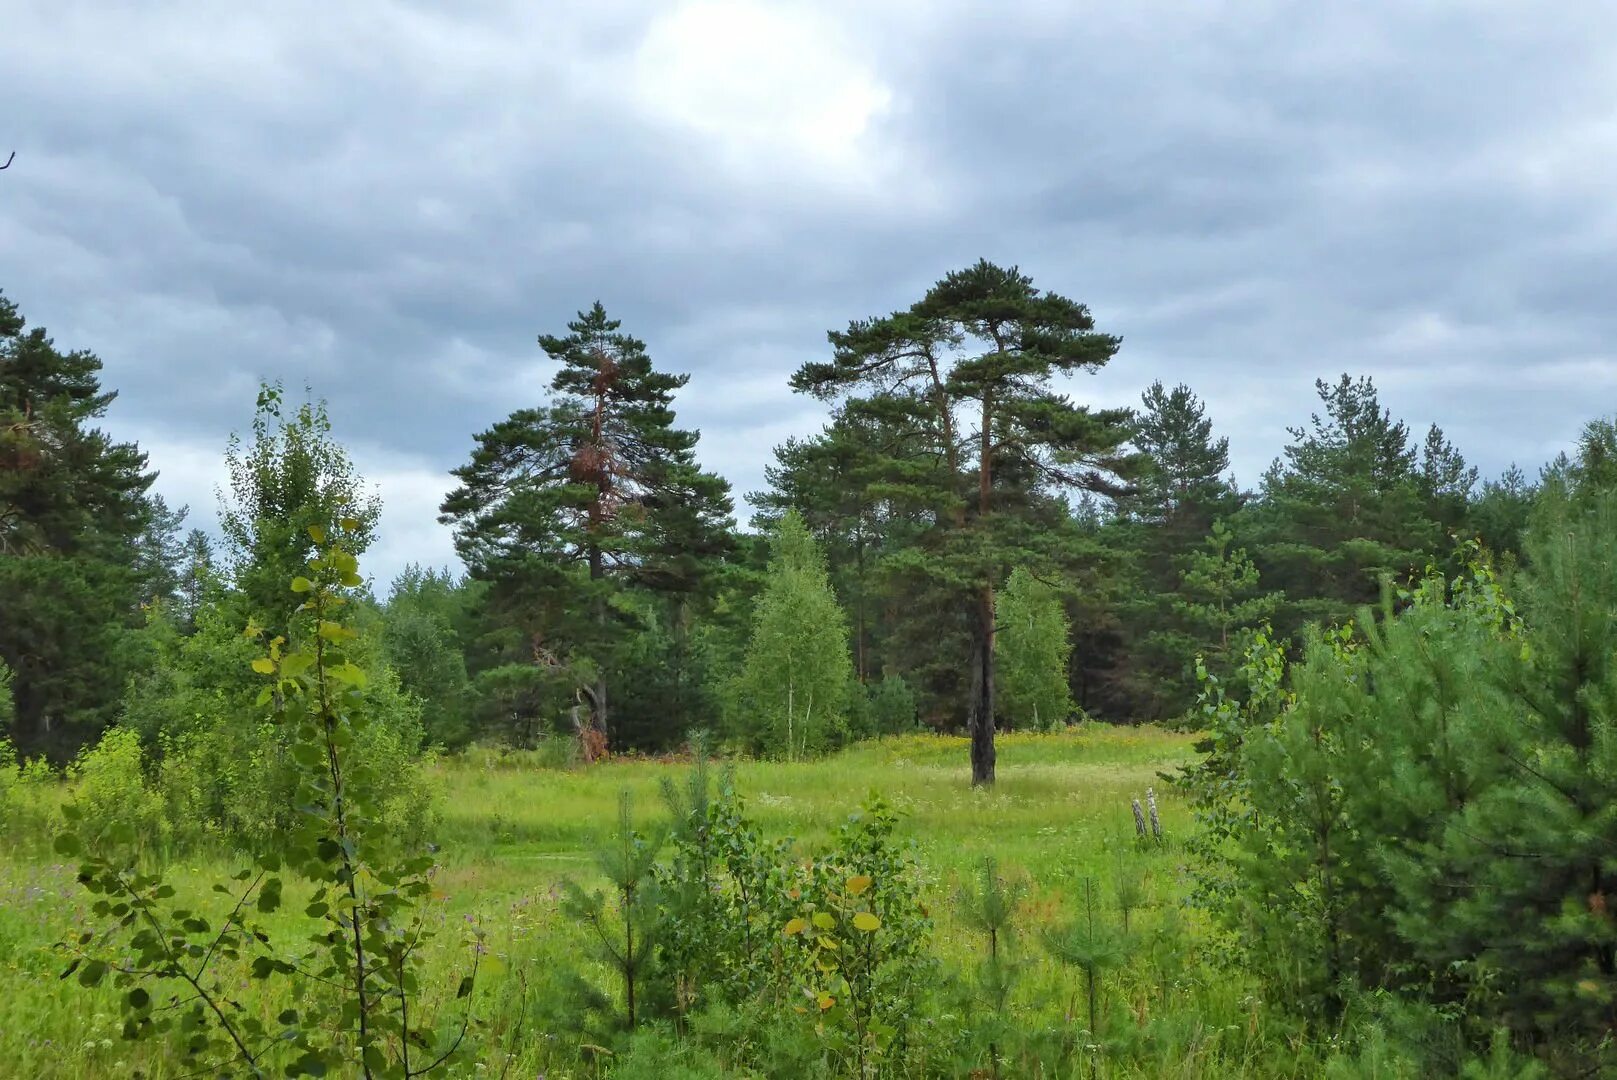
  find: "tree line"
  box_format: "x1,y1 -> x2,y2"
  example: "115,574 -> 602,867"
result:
0,264 -> 1578,783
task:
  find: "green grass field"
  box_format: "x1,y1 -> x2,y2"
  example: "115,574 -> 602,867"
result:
0,728 -> 1326,1078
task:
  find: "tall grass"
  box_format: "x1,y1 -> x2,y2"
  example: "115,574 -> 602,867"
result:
0,727 -> 1340,1078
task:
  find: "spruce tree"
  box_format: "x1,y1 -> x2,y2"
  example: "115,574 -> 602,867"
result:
731,510 -> 853,758
792,261 -> 1135,783
441,303 -> 733,751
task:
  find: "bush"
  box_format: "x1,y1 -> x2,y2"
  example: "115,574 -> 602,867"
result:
1181,496 -> 1617,1073
123,593 -> 437,854
0,735 -> 55,848
68,726 -> 167,862
56,523 -> 476,1077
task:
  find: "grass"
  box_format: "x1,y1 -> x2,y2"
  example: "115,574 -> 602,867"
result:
0,726 -> 1326,1078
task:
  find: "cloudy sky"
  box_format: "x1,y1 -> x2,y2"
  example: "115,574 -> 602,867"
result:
4,1 -> 1614,583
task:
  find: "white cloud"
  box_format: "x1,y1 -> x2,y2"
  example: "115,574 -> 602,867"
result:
628,1 -> 894,186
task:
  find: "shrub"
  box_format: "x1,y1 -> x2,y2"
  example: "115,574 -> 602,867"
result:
0,734 -> 55,847
1181,499 -> 1617,1073
56,523 -> 478,1077
68,726 -> 167,862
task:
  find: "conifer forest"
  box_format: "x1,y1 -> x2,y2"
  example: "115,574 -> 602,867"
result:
3,257 -> 1616,1078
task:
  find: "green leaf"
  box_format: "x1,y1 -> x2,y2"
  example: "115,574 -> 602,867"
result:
332,662 -> 368,688
78,959 -> 108,987
127,987 -> 150,1010
54,833 -> 81,857
307,525 -> 326,545
853,912 -> 881,932
457,975 -> 474,999
290,576 -> 313,593
251,658 -> 276,675
340,516 -> 360,532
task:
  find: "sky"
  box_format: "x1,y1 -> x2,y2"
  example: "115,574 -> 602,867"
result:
4,1 -> 1615,585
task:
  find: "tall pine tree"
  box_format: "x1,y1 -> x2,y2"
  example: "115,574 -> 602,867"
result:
793,261 -> 1136,783
1245,374 -> 1439,633
0,291 -> 162,756
440,303 -> 733,752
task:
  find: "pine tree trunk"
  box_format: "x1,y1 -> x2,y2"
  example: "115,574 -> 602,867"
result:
969,391 -> 998,786
969,585 -> 997,786
586,538 -> 610,749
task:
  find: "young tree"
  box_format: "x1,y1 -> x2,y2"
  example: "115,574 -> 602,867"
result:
441,303 -> 733,753
792,261 -> 1136,784
1175,520 -> 1280,667
219,382 -> 380,641
753,407 -> 902,686
731,510 -> 854,759
995,568 -> 1075,730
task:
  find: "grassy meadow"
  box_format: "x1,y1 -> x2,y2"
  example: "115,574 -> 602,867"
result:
0,727 -> 1324,1078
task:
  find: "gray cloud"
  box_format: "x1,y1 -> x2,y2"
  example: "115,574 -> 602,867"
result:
4,0 -> 1615,583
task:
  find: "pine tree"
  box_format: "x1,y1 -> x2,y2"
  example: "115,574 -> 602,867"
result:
1470,464 -> 1536,565
1246,374 -> 1439,632
0,290 -> 161,755
995,568 -> 1075,730
1418,423 -> 1479,532
732,510 -> 853,759
174,528 -> 216,633
1174,520 -> 1280,668
792,261 -> 1136,783
1110,382 -> 1239,720
441,303 -> 733,752
1127,381 -> 1235,538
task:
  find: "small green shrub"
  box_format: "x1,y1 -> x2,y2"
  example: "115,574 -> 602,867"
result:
0,734 -> 56,847
56,524 -> 479,1077
68,726 -> 166,862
